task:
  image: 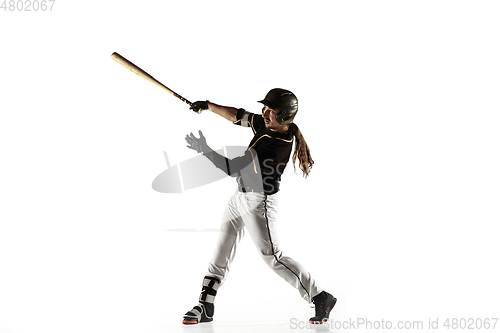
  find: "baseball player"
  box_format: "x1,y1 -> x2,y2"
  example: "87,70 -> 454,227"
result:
182,88 -> 336,325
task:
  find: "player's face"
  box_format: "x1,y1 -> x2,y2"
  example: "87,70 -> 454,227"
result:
262,106 -> 283,130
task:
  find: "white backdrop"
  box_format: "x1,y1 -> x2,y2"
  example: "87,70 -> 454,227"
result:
1,1 -> 499,332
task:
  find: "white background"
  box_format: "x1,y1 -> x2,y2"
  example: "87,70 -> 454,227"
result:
1,1 -> 499,332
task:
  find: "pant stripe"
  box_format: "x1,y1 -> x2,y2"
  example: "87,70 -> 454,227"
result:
263,194 -> 311,299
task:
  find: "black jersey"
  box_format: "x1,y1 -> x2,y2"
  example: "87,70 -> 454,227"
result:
203,109 -> 293,194
201,109 -> 293,195
233,109 -> 293,194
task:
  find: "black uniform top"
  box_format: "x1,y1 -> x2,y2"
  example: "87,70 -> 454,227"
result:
202,109 -> 294,195
234,109 -> 293,194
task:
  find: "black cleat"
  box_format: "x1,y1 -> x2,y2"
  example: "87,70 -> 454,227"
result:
309,291 -> 337,324
182,302 -> 214,325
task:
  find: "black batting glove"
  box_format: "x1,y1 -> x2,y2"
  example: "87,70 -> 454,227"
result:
185,130 -> 210,153
190,100 -> 210,114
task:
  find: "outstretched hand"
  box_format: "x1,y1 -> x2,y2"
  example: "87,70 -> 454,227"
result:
185,130 -> 209,153
190,101 -> 209,114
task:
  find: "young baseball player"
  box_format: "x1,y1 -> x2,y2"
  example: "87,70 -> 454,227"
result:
182,88 -> 336,325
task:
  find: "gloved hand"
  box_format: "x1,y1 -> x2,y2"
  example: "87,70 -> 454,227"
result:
185,130 -> 210,153
190,100 -> 210,114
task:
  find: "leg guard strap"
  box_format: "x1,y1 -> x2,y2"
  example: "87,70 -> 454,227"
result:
199,276 -> 220,303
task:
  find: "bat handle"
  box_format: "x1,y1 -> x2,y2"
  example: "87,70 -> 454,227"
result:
174,93 -> 192,106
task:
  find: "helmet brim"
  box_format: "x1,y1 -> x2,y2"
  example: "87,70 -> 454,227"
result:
258,99 -> 281,111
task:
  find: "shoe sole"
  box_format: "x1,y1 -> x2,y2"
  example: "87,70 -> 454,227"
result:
182,318 -> 213,325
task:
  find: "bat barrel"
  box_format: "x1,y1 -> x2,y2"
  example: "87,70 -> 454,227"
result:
111,52 -> 192,106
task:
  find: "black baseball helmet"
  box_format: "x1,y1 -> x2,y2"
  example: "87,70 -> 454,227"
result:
258,88 -> 298,125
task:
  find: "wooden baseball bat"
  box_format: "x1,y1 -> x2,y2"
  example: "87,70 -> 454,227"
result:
111,52 -> 192,106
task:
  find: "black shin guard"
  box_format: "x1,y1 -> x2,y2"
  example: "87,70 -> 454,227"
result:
183,276 -> 221,325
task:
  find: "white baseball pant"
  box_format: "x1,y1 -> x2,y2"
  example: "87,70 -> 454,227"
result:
206,189 -> 322,303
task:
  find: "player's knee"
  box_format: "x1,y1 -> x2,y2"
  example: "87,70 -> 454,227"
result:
259,247 -> 282,266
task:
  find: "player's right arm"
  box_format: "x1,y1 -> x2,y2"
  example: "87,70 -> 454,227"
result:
185,131 -> 256,178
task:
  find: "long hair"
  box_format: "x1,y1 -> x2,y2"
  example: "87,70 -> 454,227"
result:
289,123 -> 314,178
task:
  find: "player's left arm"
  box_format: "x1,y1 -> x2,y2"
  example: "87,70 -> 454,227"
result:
190,101 -> 263,133
190,101 -> 238,122
234,109 -> 265,134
